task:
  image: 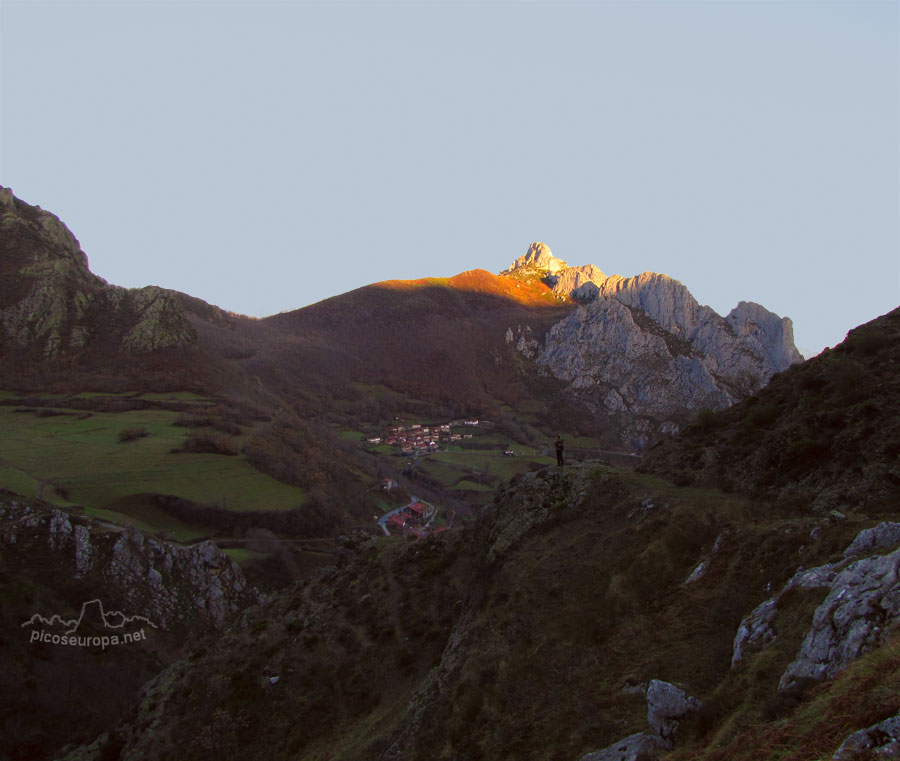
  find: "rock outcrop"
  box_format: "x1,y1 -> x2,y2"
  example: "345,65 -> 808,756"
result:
0,496 -> 260,630
579,733 -> 666,761
833,712 -> 900,760
579,679 -> 702,760
0,186 -> 198,358
731,521 -> 900,695
843,522 -> 900,559
779,545 -> 900,691
506,241 -> 568,274
501,243 -> 802,449
485,466 -> 590,563
646,679 -> 702,748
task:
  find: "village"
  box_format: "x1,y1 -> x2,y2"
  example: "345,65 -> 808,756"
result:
366,418 -> 497,539
376,496 -> 447,539
363,418 -> 493,457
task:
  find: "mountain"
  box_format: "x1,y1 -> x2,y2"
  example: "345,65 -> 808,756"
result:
51,308 -> 900,761
1,189 -> 898,761
640,306 -> 900,513
0,189 -> 800,456
502,242 -> 802,448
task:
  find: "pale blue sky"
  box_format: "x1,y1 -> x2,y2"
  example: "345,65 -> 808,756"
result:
1,0 -> 897,357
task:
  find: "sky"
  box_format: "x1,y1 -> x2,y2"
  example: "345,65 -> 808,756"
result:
1,0 -> 897,358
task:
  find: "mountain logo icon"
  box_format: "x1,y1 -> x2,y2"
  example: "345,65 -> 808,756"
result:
21,599 -> 157,649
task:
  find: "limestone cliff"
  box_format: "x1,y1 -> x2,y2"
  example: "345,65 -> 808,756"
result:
502,242 -> 802,448
0,496 -> 259,630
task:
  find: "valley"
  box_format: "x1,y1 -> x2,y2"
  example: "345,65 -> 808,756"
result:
0,186 -> 898,761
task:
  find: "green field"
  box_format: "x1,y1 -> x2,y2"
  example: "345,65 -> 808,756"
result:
0,399 -> 308,532
223,547 -> 270,564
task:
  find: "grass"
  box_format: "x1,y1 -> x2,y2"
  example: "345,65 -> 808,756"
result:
676,631 -> 900,761
337,429 -> 368,442
0,402 -> 308,529
451,479 -> 495,493
224,548 -> 269,564
89,497 -> 216,541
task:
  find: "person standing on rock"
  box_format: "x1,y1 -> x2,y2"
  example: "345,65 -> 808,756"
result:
554,435 -> 564,467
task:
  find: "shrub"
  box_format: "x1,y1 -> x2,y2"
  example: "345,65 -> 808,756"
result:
176,432 -> 237,456
695,408 -> 721,431
118,427 -> 148,443
747,403 -> 779,428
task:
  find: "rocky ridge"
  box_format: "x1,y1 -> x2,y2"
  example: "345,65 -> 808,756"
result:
502,242 -> 801,448
0,495 -> 259,630
0,187 -> 199,358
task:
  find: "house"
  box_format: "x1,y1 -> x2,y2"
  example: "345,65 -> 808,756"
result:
366,437 -> 383,445
406,501 -> 426,516
387,514 -> 405,529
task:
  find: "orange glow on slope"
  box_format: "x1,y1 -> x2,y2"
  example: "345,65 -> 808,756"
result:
373,269 -> 569,307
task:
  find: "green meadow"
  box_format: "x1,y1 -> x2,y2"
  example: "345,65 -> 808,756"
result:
0,397 -> 308,537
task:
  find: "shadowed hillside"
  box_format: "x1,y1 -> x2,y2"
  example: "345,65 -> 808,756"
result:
640,307 -> 900,514
49,308 -> 900,761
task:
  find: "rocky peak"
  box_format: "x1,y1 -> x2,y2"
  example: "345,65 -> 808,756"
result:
505,241 -> 568,274
499,244 -> 803,449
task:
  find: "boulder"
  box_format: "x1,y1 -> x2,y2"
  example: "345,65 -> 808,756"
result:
578,679 -> 701,760
833,713 -> 900,760
579,733 -> 665,761
646,679 -> 702,747
843,522 -> 900,559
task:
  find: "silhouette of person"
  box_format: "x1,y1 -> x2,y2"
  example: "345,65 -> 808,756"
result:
554,435 -> 564,467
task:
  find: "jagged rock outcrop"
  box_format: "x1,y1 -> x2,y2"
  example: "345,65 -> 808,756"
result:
646,679 -> 702,748
731,563 -> 839,667
579,679 -> 701,760
0,186 -> 198,357
843,522 -> 900,559
779,545 -> 900,691
506,241 -> 568,274
485,466 -> 589,563
833,712 -> 900,760
537,298 -> 734,448
731,521 -> 900,695
501,242 -> 802,449
0,497 -> 260,630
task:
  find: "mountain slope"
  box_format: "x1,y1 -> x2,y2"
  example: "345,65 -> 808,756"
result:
1,188 -> 802,460
640,306 -> 900,512
55,308 -> 900,761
